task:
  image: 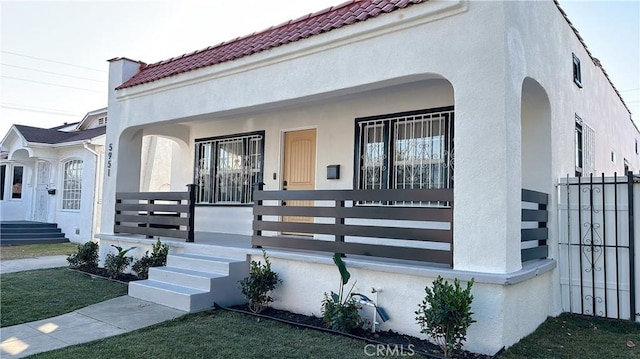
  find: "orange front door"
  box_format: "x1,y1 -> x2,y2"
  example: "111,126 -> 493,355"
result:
283,129 -> 316,231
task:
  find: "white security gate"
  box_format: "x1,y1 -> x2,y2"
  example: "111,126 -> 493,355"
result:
34,161 -> 51,222
558,173 -> 638,321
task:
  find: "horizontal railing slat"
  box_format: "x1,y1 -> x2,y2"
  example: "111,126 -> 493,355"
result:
115,214 -> 189,226
114,225 -> 189,239
521,189 -> 549,205
116,192 -> 188,201
254,188 -> 453,202
521,245 -> 549,262
115,203 -> 191,212
522,209 -> 548,222
521,228 -> 549,241
254,205 -> 453,222
254,221 -> 452,243
253,236 -> 453,265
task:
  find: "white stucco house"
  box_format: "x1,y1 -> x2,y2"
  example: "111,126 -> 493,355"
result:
0,108 -> 179,244
98,0 -> 640,355
0,108 -> 108,242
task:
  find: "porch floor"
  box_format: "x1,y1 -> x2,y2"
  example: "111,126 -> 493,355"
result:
192,232 -> 252,249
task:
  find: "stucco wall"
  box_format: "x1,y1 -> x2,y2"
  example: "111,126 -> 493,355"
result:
504,0 -> 639,178
260,252 -> 554,355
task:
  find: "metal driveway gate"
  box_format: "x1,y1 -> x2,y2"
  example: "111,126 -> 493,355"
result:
559,172 -> 638,321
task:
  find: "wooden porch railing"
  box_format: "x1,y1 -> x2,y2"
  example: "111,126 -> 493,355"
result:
114,184 -> 196,242
252,188 -> 454,266
521,188 -> 549,261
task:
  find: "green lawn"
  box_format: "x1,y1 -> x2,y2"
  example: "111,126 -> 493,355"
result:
0,243 -> 78,260
0,268 -> 127,327
30,309 -> 394,359
499,313 -> 640,359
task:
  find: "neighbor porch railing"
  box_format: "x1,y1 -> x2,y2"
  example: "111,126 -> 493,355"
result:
521,188 -> 549,262
114,184 -> 196,242
252,188 -> 454,266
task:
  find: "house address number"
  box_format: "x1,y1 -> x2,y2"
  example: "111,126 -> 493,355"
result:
107,143 -> 113,176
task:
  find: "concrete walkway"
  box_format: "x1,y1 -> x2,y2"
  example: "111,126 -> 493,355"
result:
0,257 -> 188,358
0,255 -> 68,274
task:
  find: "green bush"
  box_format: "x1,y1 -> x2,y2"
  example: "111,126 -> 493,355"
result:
66,241 -> 99,271
132,239 -> 169,279
415,276 -> 475,358
239,250 -> 281,313
104,245 -> 136,279
321,253 -> 362,333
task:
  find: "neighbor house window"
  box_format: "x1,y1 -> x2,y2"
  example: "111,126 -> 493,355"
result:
0,165 -> 5,200
355,107 -> 454,197
573,53 -> 582,88
62,160 -> 82,210
194,131 -> 264,204
11,166 -> 23,199
575,115 -> 595,176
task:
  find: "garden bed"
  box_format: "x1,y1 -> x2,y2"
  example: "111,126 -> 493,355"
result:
225,304 -> 493,359
69,266 -> 139,284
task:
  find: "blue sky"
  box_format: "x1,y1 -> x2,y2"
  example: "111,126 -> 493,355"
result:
0,0 -> 638,138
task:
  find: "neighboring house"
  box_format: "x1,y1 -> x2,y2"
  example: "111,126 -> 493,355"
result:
0,108 -> 108,242
0,108 -> 178,243
99,0 -> 640,355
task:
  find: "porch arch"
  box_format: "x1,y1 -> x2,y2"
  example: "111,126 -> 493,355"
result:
521,77 -> 552,193
117,124 -> 192,194
9,148 -> 31,160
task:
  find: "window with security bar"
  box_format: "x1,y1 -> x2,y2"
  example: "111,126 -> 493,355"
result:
62,160 -> 82,210
194,131 -> 264,204
355,107 -> 454,205
575,114 -> 595,176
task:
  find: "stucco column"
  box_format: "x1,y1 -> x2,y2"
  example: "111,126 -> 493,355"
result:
99,58 -> 143,235
452,79 -> 522,274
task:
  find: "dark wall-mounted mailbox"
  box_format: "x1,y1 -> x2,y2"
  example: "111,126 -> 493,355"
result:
47,189 -> 56,195
326,165 -> 340,180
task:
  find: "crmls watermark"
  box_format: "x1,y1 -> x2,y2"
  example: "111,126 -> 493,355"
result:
363,344 -> 415,357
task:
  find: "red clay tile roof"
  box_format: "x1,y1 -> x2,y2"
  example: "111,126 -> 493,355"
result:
116,0 -> 426,90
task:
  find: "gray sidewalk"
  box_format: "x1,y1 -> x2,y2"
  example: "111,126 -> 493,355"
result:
0,255 -> 68,274
0,256 -> 188,358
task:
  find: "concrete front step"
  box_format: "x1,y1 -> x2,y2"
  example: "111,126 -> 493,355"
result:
129,280 -> 213,312
182,243 -> 249,260
129,251 -> 250,312
167,253 -> 239,274
148,266 -> 226,291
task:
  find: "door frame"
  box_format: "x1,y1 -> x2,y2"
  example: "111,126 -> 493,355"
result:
279,126 -> 318,191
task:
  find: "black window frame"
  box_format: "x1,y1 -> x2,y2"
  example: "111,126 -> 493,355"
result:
193,130 -> 265,206
353,106 -> 455,192
573,53 -> 583,88
575,117 -> 583,177
11,165 -> 23,199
